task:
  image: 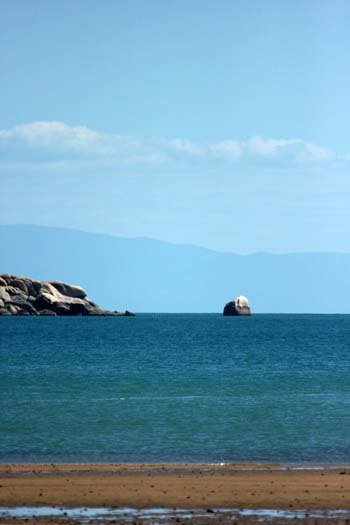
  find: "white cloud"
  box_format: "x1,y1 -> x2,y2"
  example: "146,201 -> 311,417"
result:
297,142 -> 333,162
248,136 -> 297,156
0,121 -> 101,151
161,138 -> 205,156
247,136 -> 333,162
209,140 -> 243,159
0,121 -> 339,168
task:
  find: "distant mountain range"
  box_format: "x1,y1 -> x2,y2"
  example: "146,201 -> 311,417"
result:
1,224 -> 349,313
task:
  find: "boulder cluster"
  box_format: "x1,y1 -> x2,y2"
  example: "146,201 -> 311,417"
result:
223,295 -> 251,316
0,274 -> 135,316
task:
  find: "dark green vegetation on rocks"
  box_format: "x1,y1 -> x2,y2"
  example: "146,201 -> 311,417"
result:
0,274 -> 135,316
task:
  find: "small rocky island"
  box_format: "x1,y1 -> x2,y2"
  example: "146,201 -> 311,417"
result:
223,295 -> 251,316
0,274 -> 135,316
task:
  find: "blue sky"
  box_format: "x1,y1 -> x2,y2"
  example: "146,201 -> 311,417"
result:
1,0 -> 350,253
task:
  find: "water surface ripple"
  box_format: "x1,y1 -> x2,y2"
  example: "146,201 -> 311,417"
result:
1,314 -> 349,463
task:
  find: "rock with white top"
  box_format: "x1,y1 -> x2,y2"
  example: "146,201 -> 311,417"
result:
223,295 -> 251,316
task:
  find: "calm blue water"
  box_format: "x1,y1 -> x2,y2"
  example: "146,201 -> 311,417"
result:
1,314 -> 350,464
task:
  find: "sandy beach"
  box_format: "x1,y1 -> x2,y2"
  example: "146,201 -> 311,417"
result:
0,463 -> 350,524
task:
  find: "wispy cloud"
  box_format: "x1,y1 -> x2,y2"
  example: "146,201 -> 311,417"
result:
0,121 -> 338,169
247,136 -> 333,162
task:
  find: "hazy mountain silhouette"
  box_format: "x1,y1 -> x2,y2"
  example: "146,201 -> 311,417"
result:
1,224 -> 349,313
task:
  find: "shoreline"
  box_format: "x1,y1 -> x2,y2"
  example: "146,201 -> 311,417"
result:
2,461 -> 350,472
2,461 -> 350,470
1,462 -> 350,510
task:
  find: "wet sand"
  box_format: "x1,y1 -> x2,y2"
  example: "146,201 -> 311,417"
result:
0,463 -> 350,508
0,463 -> 350,524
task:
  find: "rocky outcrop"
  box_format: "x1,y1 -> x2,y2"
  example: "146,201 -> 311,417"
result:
223,295 -> 251,316
0,274 -> 135,317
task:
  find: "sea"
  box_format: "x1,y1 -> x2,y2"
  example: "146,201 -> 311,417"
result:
1,314 -> 349,465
